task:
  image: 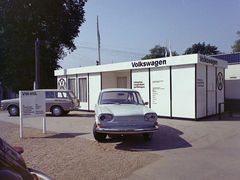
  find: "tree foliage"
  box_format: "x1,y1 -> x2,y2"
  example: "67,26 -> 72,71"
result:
231,31 -> 240,53
141,44 -> 178,60
0,0 -> 87,93
183,42 -> 219,55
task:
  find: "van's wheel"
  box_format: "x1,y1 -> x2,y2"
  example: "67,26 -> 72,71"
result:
143,132 -> 153,141
93,123 -> 107,142
51,106 -> 63,116
8,105 -> 19,116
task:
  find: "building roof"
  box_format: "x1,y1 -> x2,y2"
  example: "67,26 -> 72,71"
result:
212,53 -> 240,63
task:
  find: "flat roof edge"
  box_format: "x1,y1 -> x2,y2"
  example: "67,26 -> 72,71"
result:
55,54 -> 227,76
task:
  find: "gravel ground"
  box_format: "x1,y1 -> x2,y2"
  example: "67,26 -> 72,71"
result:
0,120 -> 162,180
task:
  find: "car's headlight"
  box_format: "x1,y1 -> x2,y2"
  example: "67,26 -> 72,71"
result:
99,114 -> 113,121
144,113 -> 158,121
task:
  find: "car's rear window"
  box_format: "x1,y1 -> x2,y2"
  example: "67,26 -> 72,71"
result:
56,92 -> 69,99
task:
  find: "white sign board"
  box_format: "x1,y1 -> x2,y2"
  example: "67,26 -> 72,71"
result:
19,90 -> 46,138
20,91 -> 46,117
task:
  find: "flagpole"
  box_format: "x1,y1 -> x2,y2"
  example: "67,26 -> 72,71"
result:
97,16 -> 101,65
165,39 -> 168,57
169,40 -> 172,57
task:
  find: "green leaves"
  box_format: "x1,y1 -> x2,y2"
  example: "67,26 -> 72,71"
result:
231,31 -> 240,53
183,42 -> 219,55
141,45 -> 178,60
0,0 -> 87,93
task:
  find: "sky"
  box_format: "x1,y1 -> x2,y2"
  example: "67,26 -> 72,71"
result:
59,0 -> 240,69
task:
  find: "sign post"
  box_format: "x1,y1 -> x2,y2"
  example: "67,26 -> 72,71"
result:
19,91 -> 46,138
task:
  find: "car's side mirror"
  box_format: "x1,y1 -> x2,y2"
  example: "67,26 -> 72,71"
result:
144,102 -> 148,105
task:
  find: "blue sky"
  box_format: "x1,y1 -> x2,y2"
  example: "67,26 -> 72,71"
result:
59,0 -> 240,69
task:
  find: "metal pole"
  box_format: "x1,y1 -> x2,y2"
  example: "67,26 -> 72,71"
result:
35,38 -> 40,89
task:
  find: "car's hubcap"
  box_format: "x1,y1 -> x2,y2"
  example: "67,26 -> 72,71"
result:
10,107 -> 17,115
53,108 -> 60,115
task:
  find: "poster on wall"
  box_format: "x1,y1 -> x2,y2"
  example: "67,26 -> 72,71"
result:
132,69 -> 149,105
150,68 -> 170,116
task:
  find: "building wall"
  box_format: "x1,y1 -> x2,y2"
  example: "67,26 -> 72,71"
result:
171,64 -> 196,119
89,73 -> 101,110
102,70 -> 131,89
196,64 -> 207,118
225,63 -> 240,99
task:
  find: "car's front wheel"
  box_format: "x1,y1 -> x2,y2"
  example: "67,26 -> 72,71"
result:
93,123 -> 107,142
8,105 -> 19,116
51,106 -> 63,116
143,132 -> 153,141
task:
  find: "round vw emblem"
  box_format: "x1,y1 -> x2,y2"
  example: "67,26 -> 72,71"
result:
127,118 -> 132,122
216,72 -> 224,91
58,78 -> 66,89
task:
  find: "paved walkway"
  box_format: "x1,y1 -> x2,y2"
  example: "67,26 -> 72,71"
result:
1,110 -> 240,180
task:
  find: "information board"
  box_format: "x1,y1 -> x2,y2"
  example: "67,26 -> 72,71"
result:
19,90 -> 46,138
20,91 -> 46,118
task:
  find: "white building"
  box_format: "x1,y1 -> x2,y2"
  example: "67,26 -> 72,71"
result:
55,54 -> 227,120
225,63 -> 240,103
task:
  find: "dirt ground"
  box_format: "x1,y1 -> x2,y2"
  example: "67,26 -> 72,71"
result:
0,120 -> 162,180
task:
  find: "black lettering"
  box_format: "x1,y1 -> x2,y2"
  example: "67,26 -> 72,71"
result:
146,61 -> 151,66
132,60 -> 167,68
131,62 -> 138,67
22,92 -> 29,96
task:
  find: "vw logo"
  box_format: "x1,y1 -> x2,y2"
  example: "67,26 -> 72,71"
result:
58,78 -> 66,89
216,72 -> 224,91
127,118 -> 132,122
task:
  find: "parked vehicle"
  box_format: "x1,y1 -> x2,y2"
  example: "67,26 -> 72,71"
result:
0,138 -> 52,180
93,88 -> 159,142
0,89 -> 80,116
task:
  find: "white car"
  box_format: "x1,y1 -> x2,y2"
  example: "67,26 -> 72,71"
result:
93,88 -> 159,142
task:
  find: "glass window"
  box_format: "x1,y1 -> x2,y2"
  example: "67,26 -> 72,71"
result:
55,92 -> 69,99
68,79 -> 76,94
45,91 -> 54,98
100,91 -> 144,105
79,78 -> 87,102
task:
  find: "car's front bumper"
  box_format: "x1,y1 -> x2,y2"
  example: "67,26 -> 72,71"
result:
96,125 -> 159,134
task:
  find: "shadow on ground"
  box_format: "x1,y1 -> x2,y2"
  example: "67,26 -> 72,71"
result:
26,133 -> 90,139
101,125 -> 192,152
46,112 -> 95,118
198,112 -> 240,122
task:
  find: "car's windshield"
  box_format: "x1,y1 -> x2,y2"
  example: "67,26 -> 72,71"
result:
100,91 -> 144,105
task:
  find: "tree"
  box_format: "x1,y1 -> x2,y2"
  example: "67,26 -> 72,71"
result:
142,44 -> 178,60
231,31 -> 240,52
0,0 -> 87,93
183,42 -> 219,55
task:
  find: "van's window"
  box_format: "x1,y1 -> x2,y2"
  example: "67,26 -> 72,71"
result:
45,92 -> 54,98
56,92 -> 69,99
